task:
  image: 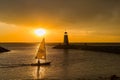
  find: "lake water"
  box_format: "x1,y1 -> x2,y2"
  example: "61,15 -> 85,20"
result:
0,43 -> 120,80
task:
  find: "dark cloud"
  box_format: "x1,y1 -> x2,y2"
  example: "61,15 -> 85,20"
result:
0,0 -> 120,30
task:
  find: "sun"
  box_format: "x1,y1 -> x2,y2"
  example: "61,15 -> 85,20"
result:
34,28 -> 46,36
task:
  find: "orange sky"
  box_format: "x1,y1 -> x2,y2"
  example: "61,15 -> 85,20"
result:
0,21 -> 120,43
0,0 -> 120,42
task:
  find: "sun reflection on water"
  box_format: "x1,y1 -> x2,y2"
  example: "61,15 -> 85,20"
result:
33,66 -> 46,79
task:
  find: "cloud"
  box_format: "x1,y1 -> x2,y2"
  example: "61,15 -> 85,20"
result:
0,0 -> 120,29
0,22 -> 18,34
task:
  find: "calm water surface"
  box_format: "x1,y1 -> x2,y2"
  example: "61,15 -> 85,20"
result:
0,43 -> 120,80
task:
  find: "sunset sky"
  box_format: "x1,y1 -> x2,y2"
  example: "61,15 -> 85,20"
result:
0,0 -> 120,42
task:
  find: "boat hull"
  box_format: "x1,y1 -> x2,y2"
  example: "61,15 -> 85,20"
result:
31,62 -> 51,66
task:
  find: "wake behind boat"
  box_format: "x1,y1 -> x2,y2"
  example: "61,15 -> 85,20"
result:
0,62 -> 50,68
31,38 -> 51,66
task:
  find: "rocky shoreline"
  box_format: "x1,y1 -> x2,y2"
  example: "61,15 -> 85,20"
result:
79,45 -> 120,54
0,46 -> 10,53
53,43 -> 120,54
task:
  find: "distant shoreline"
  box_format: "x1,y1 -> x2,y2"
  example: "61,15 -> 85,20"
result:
0,42 -> 120,44
0,42 -> 120,54
53,43 -> 120,54
79,45 -> 120,54
0,42 -> 120,46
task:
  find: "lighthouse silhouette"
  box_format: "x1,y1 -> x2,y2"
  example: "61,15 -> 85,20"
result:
53,31 -> 80,49
64,32 -> 69,45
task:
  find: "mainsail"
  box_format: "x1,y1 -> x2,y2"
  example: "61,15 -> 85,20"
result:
35,38 -> 46,60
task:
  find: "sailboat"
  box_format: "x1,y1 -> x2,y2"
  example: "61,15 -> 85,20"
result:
31,38 -> 51,66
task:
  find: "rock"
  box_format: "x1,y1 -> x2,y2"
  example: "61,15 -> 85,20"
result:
0,46 -> 10,53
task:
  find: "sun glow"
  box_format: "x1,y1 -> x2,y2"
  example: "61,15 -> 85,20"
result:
34,28 -> 46,36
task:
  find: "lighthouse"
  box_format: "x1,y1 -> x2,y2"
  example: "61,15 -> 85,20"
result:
53,31 -> 80,49
64,32 -> 69,45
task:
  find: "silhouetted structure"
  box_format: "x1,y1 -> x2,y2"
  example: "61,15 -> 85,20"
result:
53,31 -> 80,49
53,32 -> 120,52
64,32 -> 69,45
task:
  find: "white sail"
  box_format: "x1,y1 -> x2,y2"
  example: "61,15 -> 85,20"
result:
35,38 -> 46,60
